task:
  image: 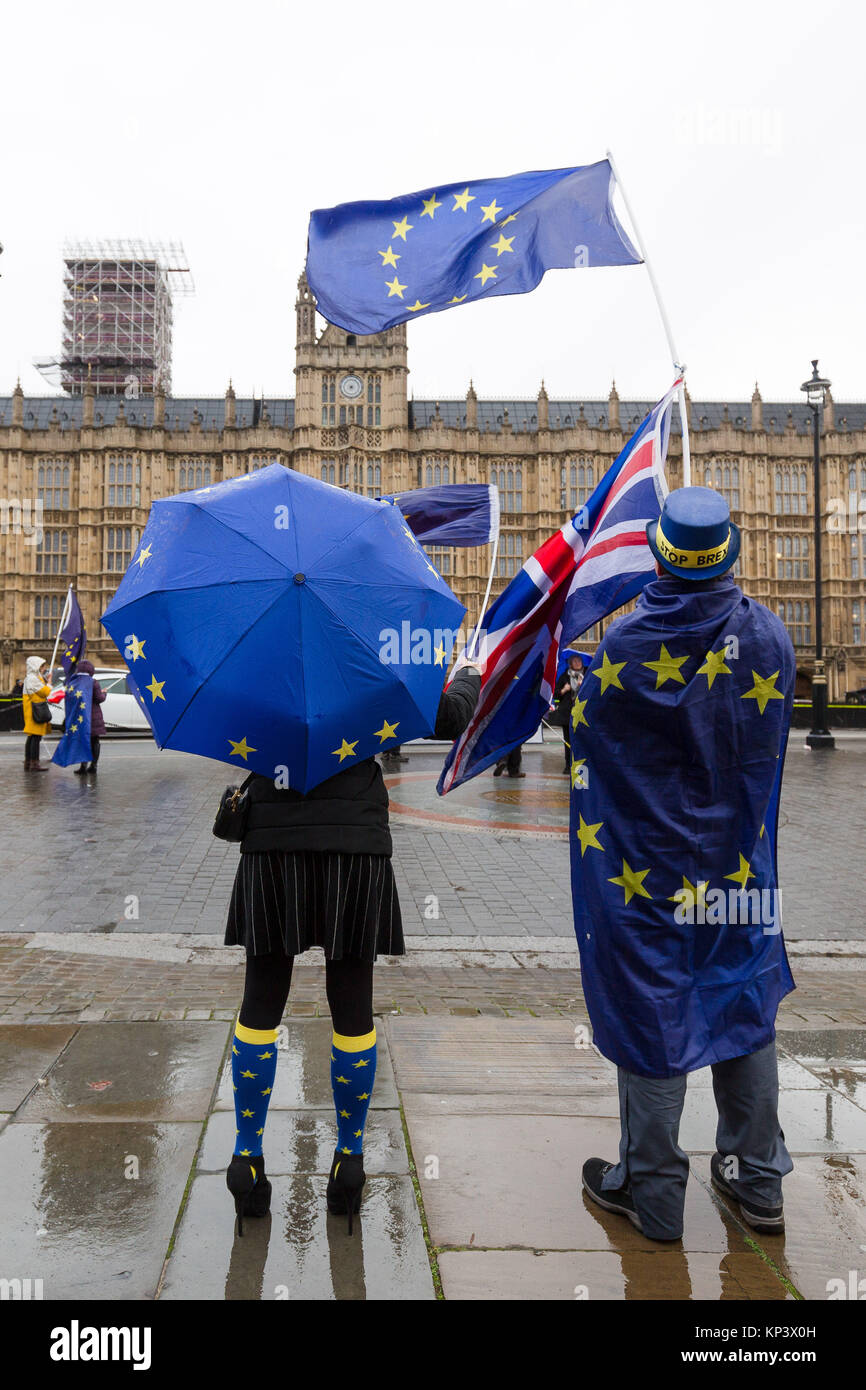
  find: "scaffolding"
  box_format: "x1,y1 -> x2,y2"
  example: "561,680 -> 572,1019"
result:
36,240 -> 194,395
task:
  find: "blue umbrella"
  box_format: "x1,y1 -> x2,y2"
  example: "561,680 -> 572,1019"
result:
555,647 -> 593,683
101,464 -> 466,792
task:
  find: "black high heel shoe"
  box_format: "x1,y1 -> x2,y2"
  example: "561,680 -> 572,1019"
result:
326,1150 -> 366,1235
226,1154 -> 271,1236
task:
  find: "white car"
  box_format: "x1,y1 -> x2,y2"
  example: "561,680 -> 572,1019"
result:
48,667 -> 152,733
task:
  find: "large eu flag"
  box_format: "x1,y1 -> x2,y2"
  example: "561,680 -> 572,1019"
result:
571,576 -> 796,1078
51,670 -> 93,768
381,484 -> 499,546
306,160 -> 641,333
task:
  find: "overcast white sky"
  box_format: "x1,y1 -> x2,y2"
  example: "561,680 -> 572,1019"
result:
1,0 -> 863,404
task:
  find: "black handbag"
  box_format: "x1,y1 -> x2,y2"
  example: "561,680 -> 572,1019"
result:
30,699 -> 53,725
213,774 -> 254,842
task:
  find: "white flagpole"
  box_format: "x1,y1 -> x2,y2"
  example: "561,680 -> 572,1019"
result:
606,149 -> 692,486
48,583 -> 73,681
466,484 -> 501,662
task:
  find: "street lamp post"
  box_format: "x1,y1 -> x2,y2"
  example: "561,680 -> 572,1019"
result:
800,359 -> 835,750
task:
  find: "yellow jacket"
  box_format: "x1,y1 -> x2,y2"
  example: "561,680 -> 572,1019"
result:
22,682 -> 52,736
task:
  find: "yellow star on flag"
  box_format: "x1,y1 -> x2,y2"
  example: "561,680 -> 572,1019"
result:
643,643 -> 688,689
741,669 -> 785,715
374,719 -> 399,743
608,859 -> 652,905
501,213 -> 517,225
725,853 -> 755,889
480,198 -> 503,223
450,294 -> 468,303
135,544 -> 152,568
228,736 -> 256,760
570,758 -> 587,789
378,245 -> 400,268
146,675 -> 165,702
571,697 -> 589,731
697,647 -> 732,690
669,876 -> 709,912
474,263 -> 497,286
385,275 -> 407,299
575,814 -> 604,858
592,651 -> 627,694
490,233 -> 515,256
407,300 -> 431,312
452,187 -> 475,212
420,193 -> 441,218
433,642 -> 446,666
128,635 -> 146,661
392,215 -> 413,240
332,738 -> 358,762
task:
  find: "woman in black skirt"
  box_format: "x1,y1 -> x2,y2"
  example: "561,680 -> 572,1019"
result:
224,663 -> 482,1234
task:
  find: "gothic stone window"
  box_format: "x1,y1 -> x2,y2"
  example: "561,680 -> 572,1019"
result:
423,458 -> 451,487
107,526 -> 137,572
108,456 -> 141,506
850,532 -> 866,580
320,459 -> 337,485
366,460 -> 382,497
491,464 -> 522,513
37,461 -> 69,509
496,532 -> 523,578
775,534 -> 810,580
178,460 -> 212,489
561,459 -> 594,510
322,374 -> 336,426
366,375 -> 381,426
34,593 -> 63,640
777,599 -> 811,647
36,529 -> 68,575
426,546 -> 454,576
704,459 -> 741,511
774,467 -> 809,516
248,456 -> 279,473
854,600 -> 862,646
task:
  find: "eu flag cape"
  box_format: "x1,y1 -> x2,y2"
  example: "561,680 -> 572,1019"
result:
570,574 -> 796,1078
51,671 -> 93,767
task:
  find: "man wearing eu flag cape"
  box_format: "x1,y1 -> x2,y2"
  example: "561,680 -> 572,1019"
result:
573,487 -> 796,1243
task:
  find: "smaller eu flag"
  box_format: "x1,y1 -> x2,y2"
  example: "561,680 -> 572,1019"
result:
59,590 -> 87,675
306,160 -> 641,334
51,670 -> 93,767
380,484 -> 499,546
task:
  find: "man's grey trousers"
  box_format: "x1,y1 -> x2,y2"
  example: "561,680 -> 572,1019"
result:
600,1040 -> 793,1241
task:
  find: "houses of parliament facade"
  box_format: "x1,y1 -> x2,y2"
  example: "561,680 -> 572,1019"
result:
1,272 -> 865,699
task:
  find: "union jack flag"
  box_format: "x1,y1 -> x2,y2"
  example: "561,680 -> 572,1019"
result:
437,378 -> 681,795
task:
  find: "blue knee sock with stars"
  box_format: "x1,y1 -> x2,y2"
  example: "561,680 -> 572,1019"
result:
232,1020 -> 279,1157
330,1028 -> 377,1155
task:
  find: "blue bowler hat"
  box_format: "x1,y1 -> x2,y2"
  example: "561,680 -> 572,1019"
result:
646,486 -> 740,581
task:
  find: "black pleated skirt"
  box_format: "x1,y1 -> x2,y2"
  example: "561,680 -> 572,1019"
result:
224,850 -> 404,960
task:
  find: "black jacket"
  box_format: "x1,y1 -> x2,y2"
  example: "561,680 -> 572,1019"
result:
240,667 -> 481,856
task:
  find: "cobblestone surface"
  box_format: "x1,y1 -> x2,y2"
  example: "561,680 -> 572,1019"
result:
1,732 -> 863,940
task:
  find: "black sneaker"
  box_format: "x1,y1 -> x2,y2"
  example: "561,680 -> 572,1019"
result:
710,1152 -> 785,1234
582,1157 -> 644,1232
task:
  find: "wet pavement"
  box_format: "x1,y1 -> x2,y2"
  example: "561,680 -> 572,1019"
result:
1,1010 -> 865,1300
1,731 -> 864,940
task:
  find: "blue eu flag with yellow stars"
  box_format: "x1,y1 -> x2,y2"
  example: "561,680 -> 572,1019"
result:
570,574 -> 797,1079
306,159 -> 641,333
51,669 -> 93,767
59,589 -> 86,675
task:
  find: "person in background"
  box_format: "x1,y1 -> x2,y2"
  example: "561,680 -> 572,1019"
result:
21,656 -> 52,771
72,659 -> 106,775
556,653 -> 587,774
493,745 -> 525,778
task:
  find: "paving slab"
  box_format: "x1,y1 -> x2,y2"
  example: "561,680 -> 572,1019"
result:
0,1119 -> 202,1300
680,1084 -> 866,1155
438,1248 -> 792,1301
213,1019 -> 398,1112
160,1174 -> 434,1301
14,1020 -> 230,1123
0,1024 -> 78,1110
385,1014 -> 595,1094
199,1109 -> 408,1174
710,1154 -> 866,1301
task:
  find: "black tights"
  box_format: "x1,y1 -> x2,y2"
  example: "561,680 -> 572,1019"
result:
24,734 -> 41,762
239,951 -> 374,1036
